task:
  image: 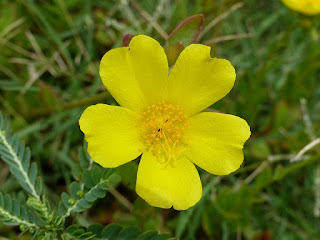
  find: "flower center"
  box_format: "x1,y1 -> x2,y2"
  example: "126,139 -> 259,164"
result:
139,101 -> 189,165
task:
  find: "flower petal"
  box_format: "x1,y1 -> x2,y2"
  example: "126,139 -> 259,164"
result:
166,44 -> 236,116
282,0 -> 320,15
136,151 -> 202,210
100,35 -> 168,113
79,104 -> 143,168
184,112 -> 250,175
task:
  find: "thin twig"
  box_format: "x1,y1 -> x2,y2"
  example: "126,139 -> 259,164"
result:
21,51 -> 60,94
291,138 -> 320,163
26,31 -> 57,75
107,184 -> 134,212
314,165 -> 320,217
204,33 -> 252,45
131,0 -> 168,40
300,98 -> 316,141
244,161 -> 268,184
244,154 -> 308,184
0,18 -> 25,39
198,2 -> 244,40
146,0 -> 167,34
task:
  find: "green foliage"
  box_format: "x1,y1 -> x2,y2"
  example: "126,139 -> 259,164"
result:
1,0 -> 320,239
61,224 -> 174,240
0,111 -> 171,239
59,167 -> 120,219
0,193 -> 41,228
166,14 -> 204,46
0,113 -> 42,199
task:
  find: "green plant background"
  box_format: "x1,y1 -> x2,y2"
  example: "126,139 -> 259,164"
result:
1,0 -> 320,239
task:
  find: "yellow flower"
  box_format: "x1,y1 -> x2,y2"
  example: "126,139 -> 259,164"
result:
79,35 -> 250,210
282,0 -> 320,15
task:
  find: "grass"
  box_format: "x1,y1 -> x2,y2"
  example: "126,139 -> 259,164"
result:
1,0 -> 320,239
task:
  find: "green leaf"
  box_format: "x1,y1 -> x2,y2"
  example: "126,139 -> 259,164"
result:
101,224 -> 123,239
79,142 -> 91,170
166,14 -> 204,47
70,182 -> 81,200
137,231 -> 158,240
61,192 -> 71,208
62,225 -> 96,240
118,226 -> 141,239
0,112 -> 42,199
59,168 -> 119,219
164,42 -> 184,67
0,193 -> 41,229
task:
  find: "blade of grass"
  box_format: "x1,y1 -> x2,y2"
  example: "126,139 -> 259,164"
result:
22,0 -> 74,71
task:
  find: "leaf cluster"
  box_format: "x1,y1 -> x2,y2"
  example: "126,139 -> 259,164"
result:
0,111 -> 171,239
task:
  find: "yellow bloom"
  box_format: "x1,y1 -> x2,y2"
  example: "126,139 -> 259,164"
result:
282,0 -> 320,15
79,35 -> 250,210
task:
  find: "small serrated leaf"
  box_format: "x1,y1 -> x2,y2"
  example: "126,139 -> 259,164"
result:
70,182 -> 81,200
76,199 -> 92,211
35,177 -> 42,195
18,142 -> 25,167
22,147 -> 31,172
61,192 -> 71,208
27,211 -> 36,223
0,151 -> 12,164
28,162 -> 37,185
20,206 -> 28,220
90,166 -> 102,184
12,199 -> 20,217
4,194 -> 12,212
4,221 -> 19,226
83,170 -> 95,188
10,165 -> 30,190
91,188 -> 106,198
84,193 -> 97,203
58,202 -> 67,216
97,183 -> 108,191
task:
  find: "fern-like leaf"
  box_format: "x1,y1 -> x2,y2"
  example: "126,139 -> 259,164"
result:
0,192 -> 42,230
62,224 -> 175,240
59,166 -> 120,220
61,225 -> 96,240
0,112 -> 41,199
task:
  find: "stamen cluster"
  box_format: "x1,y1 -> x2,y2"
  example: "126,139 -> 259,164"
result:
139,101 -> 189,160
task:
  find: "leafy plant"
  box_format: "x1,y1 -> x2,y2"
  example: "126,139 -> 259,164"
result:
0,112 -> 173,239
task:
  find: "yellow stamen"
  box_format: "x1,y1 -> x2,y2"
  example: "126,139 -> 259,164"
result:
139,101 -> 190,163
